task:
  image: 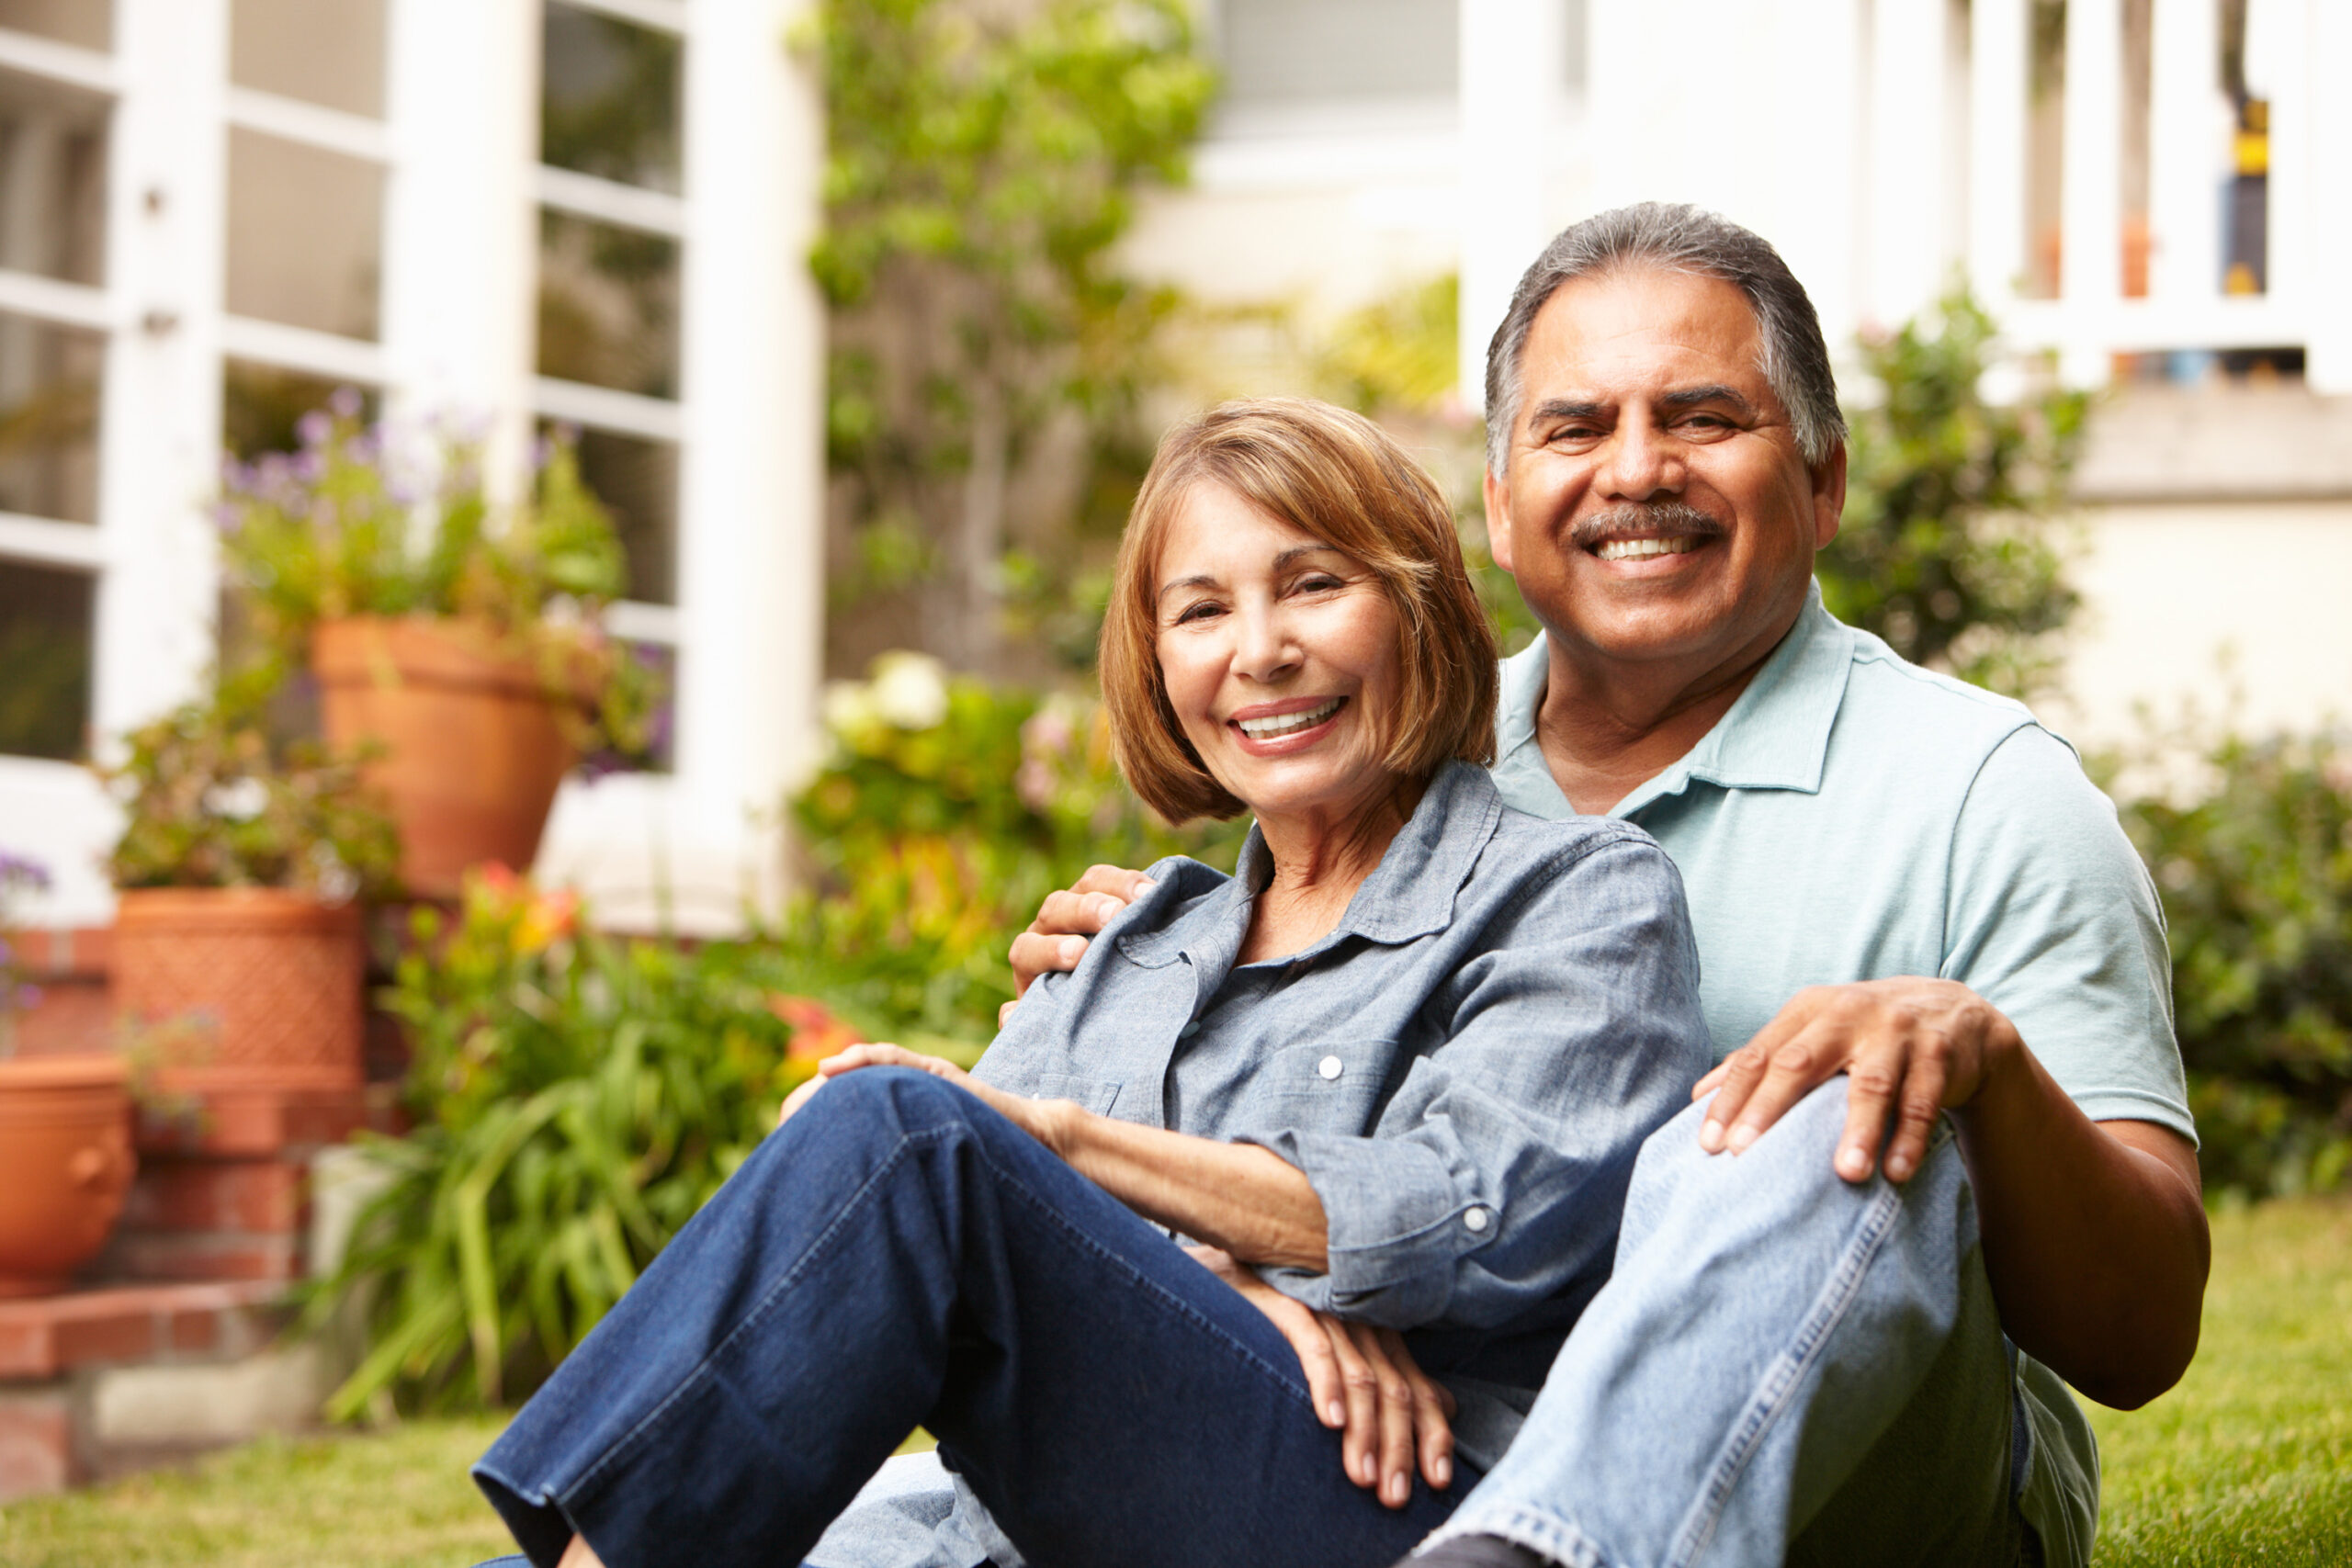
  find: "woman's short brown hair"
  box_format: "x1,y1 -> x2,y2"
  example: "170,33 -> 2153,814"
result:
1101,398 -> 1498,823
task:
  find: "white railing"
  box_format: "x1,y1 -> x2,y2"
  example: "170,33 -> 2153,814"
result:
1968,0 -> 2352,390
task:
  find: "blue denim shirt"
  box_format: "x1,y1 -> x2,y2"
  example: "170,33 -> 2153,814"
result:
976,760 -> 1711,1378
811,762 -> 1713,1568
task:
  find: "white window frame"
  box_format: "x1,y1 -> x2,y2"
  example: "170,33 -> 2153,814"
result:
1,0 -> 826,935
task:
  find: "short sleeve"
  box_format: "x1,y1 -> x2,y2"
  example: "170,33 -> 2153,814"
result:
1943,726 -> 2194,1143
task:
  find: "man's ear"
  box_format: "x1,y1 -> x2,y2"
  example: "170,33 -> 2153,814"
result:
1482,467 -> 1518,575
1810,442 -> 1848,551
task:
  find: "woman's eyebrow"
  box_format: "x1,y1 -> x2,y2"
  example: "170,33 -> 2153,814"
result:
1156,544 -> 1341,603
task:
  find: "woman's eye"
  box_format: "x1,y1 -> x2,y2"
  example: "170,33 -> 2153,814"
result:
1295,574 -> 1343,594
1173,601 -> 1223,625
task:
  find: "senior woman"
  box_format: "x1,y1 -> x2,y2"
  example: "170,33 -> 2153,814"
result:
471,399 -> 1712,1568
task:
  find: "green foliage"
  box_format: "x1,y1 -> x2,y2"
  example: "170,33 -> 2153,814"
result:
784,651 -> 1246,1044
1819,288 -> 2090,696
806,0 -> 1216,665
310,870 -> 814,1416
95,664 -> 397,897
214,402 -> 659,759
1311,275 -> 1463,419
2113,729 -> 2352,1198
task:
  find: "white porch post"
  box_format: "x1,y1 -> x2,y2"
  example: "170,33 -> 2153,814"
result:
2146,0 -> 2224,306
381,0 -> 539,491
673,0 -> 826,912
2306,0 -> 2352,392
1456,0 -> 1565,414
99,0 -> 229,739
1967,0 -> 2030,308
1863,0 -> 1954,333
2057,0 -> 2121,386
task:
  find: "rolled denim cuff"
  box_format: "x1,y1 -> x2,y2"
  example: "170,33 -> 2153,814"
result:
1250,1127 -> 1485,1328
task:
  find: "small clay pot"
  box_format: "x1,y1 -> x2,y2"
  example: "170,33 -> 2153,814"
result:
0,1055 -> 136,1297
112,887 -> 365,1093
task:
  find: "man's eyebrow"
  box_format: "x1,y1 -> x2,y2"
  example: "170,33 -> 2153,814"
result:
1527,398 -> 1609,427
1659,384 -> 1758,417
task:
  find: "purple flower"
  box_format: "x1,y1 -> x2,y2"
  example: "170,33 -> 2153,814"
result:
297,409 -> 334,449
0,851 -> 52,891
345,430 -> 381,466
292,448 -> 325,483
329,385 -> 363,419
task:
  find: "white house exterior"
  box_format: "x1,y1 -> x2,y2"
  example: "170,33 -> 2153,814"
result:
1140,0 -> 2352,749
3,0 -> 2347,933
0,0 -> 826,931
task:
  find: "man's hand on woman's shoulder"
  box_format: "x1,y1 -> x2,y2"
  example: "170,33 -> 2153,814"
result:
1001,864 -> 1157,1027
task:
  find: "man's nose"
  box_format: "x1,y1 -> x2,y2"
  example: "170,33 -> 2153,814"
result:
1597,417 -> 1686,502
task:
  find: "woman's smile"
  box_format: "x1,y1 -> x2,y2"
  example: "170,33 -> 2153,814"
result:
1231,694 -> 1348,747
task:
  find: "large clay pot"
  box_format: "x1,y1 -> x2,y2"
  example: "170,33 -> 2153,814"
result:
312,616 -> 574,898
0,1055 -> 136,1297
112,888 -> 364,1093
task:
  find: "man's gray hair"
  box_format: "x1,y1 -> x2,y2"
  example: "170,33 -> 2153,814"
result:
1483,202 -> 1848,474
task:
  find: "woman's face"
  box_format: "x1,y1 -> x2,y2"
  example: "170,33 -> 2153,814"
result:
1153,481 -> 1405,829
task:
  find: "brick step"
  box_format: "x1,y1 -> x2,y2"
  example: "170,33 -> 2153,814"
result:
0,1281 -> 288,1382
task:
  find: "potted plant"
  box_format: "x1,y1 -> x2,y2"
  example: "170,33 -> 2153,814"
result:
0,850 -> 137,1296
214,394 -> 659,898
97,666 -> 400,1097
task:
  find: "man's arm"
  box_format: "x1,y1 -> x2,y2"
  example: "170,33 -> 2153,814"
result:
1694,979 -> 2208,1407
1001,864 -> 1153,1024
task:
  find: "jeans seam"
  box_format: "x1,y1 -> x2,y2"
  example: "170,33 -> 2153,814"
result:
561,1105 -> 1321,1513
1662,1175 -> 1907,1568
563,1125 -> 943,1505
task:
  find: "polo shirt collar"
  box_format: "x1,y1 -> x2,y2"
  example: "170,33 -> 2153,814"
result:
1495,579 -> 1855,820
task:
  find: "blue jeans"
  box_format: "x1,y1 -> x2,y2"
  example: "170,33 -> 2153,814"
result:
472,1067 -> 1475,1568
1431,1081 -> 2039,1568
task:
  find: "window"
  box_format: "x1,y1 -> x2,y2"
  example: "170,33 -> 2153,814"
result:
537,0 -> 686,772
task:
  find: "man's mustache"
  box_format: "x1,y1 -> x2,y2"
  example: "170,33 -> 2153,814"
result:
1569,503 -> 1729,550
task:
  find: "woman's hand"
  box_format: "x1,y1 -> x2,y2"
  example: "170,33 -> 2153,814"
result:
778,1043 -> 1069,1152
1184,1246 -> 1455,1508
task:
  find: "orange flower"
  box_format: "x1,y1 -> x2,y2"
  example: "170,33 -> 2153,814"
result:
767,993 -> 863,1062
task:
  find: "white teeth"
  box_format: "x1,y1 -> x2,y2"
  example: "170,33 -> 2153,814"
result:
1596,536 -> 1702,561
1238,698 -> 1342,739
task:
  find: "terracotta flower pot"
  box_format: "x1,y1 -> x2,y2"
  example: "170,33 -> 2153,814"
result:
112,888 -> 364,1093
0,1055 -> 136,1297
312,616 -> 575,899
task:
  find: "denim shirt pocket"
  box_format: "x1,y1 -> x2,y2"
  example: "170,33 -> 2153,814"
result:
1257,1041 -> 1394,1134
1023,1072 -> 1124,1120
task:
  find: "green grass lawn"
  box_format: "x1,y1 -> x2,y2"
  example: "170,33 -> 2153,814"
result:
2,1198 -> 2345,1567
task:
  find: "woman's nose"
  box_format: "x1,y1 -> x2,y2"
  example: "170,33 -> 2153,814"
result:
1231,603 -> 1301,682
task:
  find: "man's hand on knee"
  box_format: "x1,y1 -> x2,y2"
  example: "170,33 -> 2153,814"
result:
1690,978 -> 2022,1184
1000,865 -> 1156,1027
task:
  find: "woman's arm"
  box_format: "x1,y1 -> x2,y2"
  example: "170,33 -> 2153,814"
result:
789,1043 -> 1332,1267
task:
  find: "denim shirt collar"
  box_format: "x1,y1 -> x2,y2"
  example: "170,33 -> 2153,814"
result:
1494,579 -> 1854,820
1117,760 -> 1505,969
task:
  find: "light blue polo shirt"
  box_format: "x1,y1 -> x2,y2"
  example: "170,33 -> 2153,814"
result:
1489,581 -> 2193,1565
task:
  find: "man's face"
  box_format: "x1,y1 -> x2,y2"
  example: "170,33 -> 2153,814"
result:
1484,267 -> 1844,692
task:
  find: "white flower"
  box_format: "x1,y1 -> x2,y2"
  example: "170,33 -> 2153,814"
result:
203,776 -> 270,822
821,680 -> 879,738
867,651 -> 950,731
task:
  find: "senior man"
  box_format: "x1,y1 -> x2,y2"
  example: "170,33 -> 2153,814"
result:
1006,204 -> 2205,1568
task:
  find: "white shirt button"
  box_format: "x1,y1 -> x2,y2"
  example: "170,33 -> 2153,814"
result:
1317,1055 -> 1343,1080
1463,1207 -> 1491,1234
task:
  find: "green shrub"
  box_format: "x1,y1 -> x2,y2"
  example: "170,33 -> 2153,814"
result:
780,651 -> 1247,1047
310,870 -> 817,1416
2113,730 -> 2352,1199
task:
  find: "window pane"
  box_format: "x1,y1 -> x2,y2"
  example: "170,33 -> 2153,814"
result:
542,1 -> 682,194
226,128 -> 383,341
232,0 -> 387,119
0,556 -> 93,760
558,423 -> 677,606
537,210 -> 678,399
1218,0 -> 1458,109
0,309 -> 101,524
0,0 -> 109,52
0,66 -> 108,286
222,360 -> 377,461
